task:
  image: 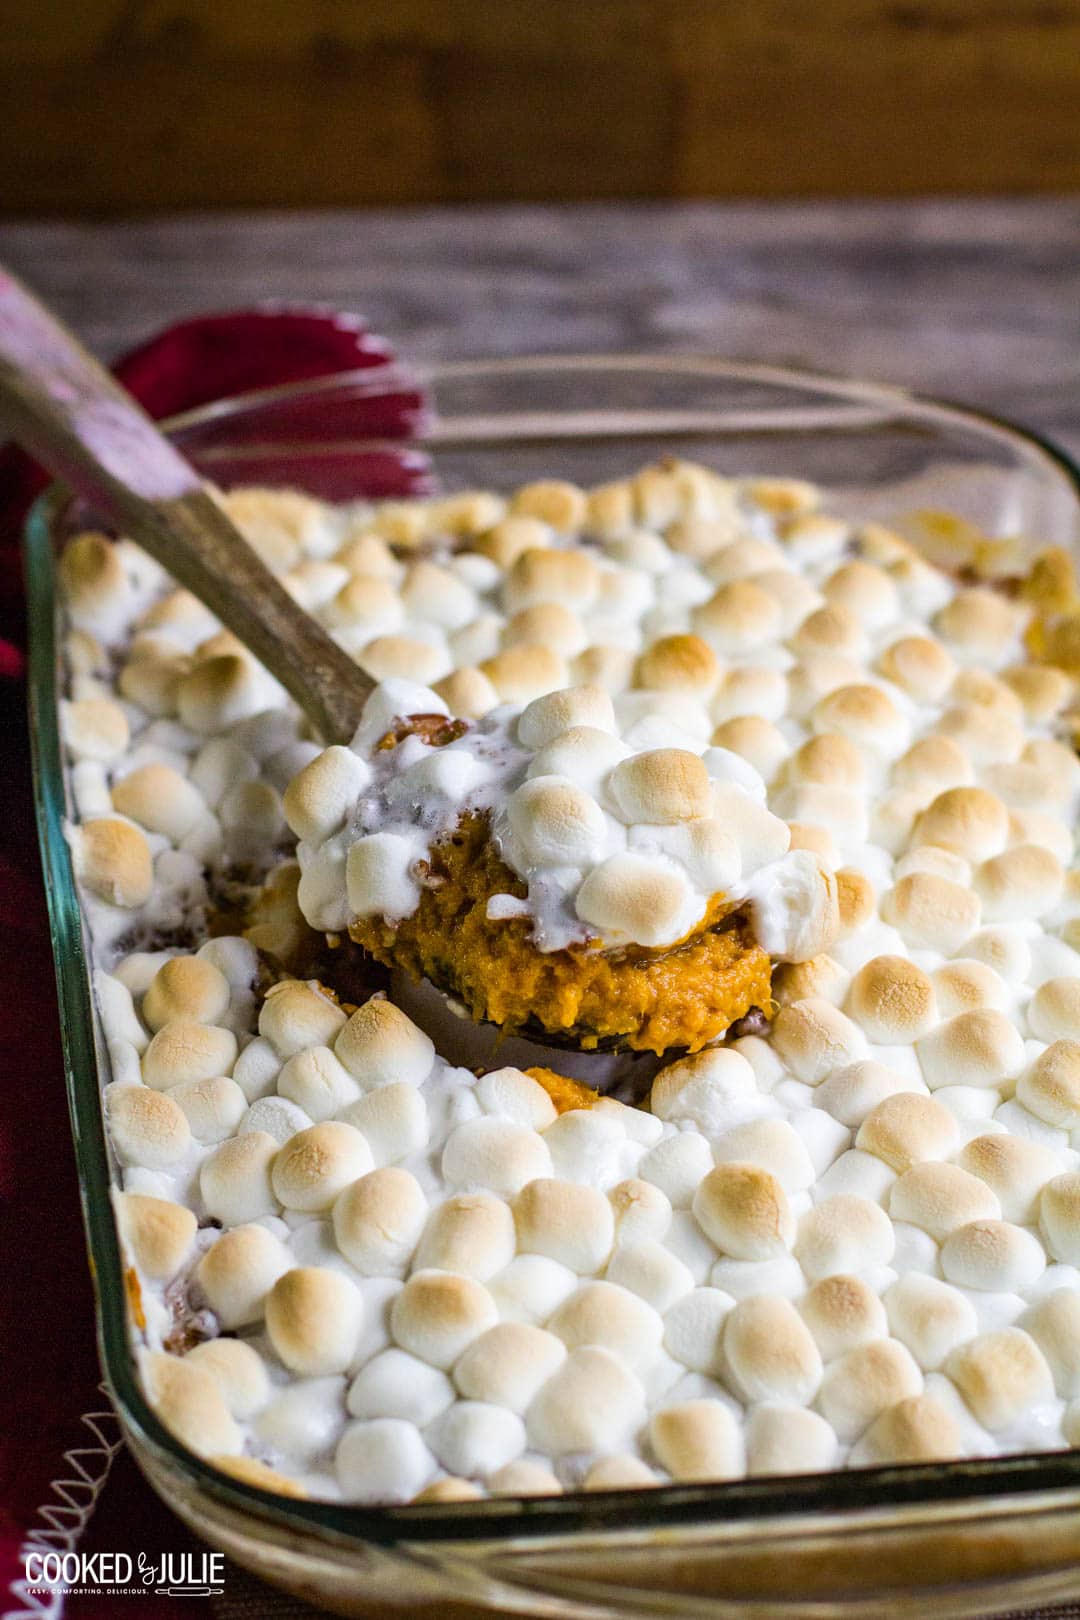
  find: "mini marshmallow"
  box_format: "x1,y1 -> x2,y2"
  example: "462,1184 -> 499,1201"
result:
391,1270 -> 498,1369
272,1122 -> 374,1212
505,775 -> 610,868
259,979 -> 346,1059
332,1168 -> 428,1275
62,696 -> 131,764
186,1338 -> 271,1419
69,817 -> 154,909
170,1075 -> 247,1143
881,873 -> 981,955
932,960 -> 1010,1019
189,737 -> 258,809
916,1009 -> 1025,1091
516,686 -> 616,751
878,635 -> 956,702
607,749 -> 712,826
513,1178 -> 615,1275
884,1273 -> 978,1371
1040,1173 -> 1080,1263
605,1239 -> 694,1312
649,1399 -> 744,1481
228,1039 -> 280,1103
856,1093 -> 959,1173
711,1118 -> 815,1194
414,1193 -> 516,1281
283,746 -> 372,844
441,1117 -> 552,1197
773,955 -> 850,1008
480,644 -> 569,703
345,831 -> 422,921
771,999 -> 866,1085
334,997 -> 434,1089
940,1219 -> 1046,1293
609,1178 -> 673,1248
795,1195 -> 895,1280
195,1223 -> 293,1327
934,587 -> 1023,660
811,684 -> 909,759
277,1045 -> 362,1122
634,634 -> 720,697
815,1148 -> 898,1207
724,1294 -> 823,1405
692,1163 -> 794,1259
850,1393 -> 964,1465
177,655 -> 274,735
711,716 -> 789,781
816,1061 -> 928,1129
434,667 -> 500,719
142,1352 -> 242,1460
582,1454 -> 658,1489
945,1327 -> 1054,1430
453,1322 -> 567,1413
540,1108 -> 626,1188
798,1274 -> 888,1362
693,579 -> 782,655
1021,1291 -> 1080,1397
115,1191 -> 197,1281
1028,979 -> 1080,1043
240,1095 -> 312,1145
747,1404 -> 838,1475
816,1338 -> 923,1442
649,1048 -> 756,1135
340,1082 -> 428,1167
265,1265 -> 363,1376
791,602 -> 869,660
893,735 -> 974,796
488,1254 -> 579,1324
335,1418 -> 436,1504
111,763 -> 205,844
914,787 -> 1009,862
957,1132 -> 1062,1222
890,1162 -> 1001,1240
846,956 -> 938,1044
347,1348 -> 454,1426
974,845 -> 1065,923
488,1459 -> 563,1496
426,1400 -> 526,1479
142,956 -> 230,1033
526,1346 -> 645,1456
200,1130 -> 279,1224
476,1067 -> 557,1131
106,1082 -> 191,1170
548,1280 -> 663,1367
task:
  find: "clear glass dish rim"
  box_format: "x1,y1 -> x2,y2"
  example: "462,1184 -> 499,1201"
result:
25,354 -> 1080,1552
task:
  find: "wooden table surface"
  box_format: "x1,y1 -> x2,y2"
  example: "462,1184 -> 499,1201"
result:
2,196 -> 1079,459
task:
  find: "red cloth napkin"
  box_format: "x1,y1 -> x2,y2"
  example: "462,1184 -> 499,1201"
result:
0,308 -> 427,1619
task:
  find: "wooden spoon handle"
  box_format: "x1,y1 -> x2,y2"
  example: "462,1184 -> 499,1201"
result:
0,266 -> 374,743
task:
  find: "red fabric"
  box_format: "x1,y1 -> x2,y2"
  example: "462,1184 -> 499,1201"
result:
0,308 -> 427,1618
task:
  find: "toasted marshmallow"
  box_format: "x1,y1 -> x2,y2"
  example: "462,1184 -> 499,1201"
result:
914,787 -> 1009,862
957,1132 -> 1062,1222
856,1093 -> 959,1173
336,1418 -> 435,1504
115,1191 -> 197,1280
526,1346 -> 644,1456
649,1400 -> 744,1481
650,1047 -> 756,1134
815,1061 -> 926,1129
272,1122 -> 373,1213
479,645 -> 569,704
851,1393 -> 963,1466
575,852 -> 701,948
332,1168 -> 427,1275
877,635 -> 956,702
1003,663 -> 1074,721
811,684 -> 908,760
413,1193 -> 516,1282
142,1352 -> 241,1459
282,746 -> 372,845
433,667 -> 500,720
105,1082 -> 191,1170
142,957 -> 230,1033
391,1270 -> 498,1369
823,560 -> 899,629
724,1296 -> 823,1404
170,1075 -> 247,1143
488,1459 -> 563,1496
692,1164 -> 794,1259
884,1273 -> 977,1372
1021,1291 -> 1080,1397
711,1118 -> 815,1195
747,1404 -> 838,1475
334,997 -> 434,1088
341,1082 -> 428,1167
932,960 -> 1009,1019
634,634 -> 721,697
59,532 -> 134,638
889,1161 -> 1001,1240
771,999 -> 865,1085
505,603 -> 589,658
835,868 -> 877,940
512,1178 -> 615,1276
259,980 -> 346,1060
609,1179 -> 673,1248
845,956 -> 938,1045
711,716 -> 789,781
773,955 -> 850,1008
195,1223 -> 293,1327
548,1280 -> 663,1367
453,1322 -> 567,1414
1028,979 -> 1080,1043
945,1327 -> 1053,1430
791,603 -> 868,661
916,1009 -> 1025,1091
265,1266 -> 363,1376
605,1239 -> 694,1312
693,580 -> 782,655
941,1219 -> 1045,1292
581,1455 -> 656,1489
798,1275 -> 888,1362
572,644 -> 636,694
277,1045 -> 361,1122
475,1067 -> 557,1131
795,1195 -> 895,1280
200,1130 -> 279,1224
974,845 -> 1065,923
505,774 -> 610,869
186,1338 -> 271,1419
606,749 -> 712,826
817,1338 -> 923,1442
70,817 -> 154,909
934,587 -> 1023,661
1040,1172 -> 1080,1263
62,696 -> 131,764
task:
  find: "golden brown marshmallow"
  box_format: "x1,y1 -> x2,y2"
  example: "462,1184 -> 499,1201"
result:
195,1222 -> 293,1327
61,697 -> 130,763
142,1352 -> 242,1458
1021,1291 -> 1080,1397
798,1274 -> 888,1362
510,479 -> 586,533
1027,979 -> 1080,1043
414,1193 -> 516,1281
649,1400 -> 744,1481
480,644 -> 569,704
877,636 -> 956,702
913,787 -> 1010,862
816,1339 -> 923,1442
880,872 -> 981,954
889,1161 -> 1001,1240
692,1163 -> 794,1260
946,1328 -> 1054,1430
1017,1041 -> 1080,1129
711,716 -> 789,781
692,580 -> 782,654
845,956 -> 938,1044
265,1265 -> 364,1376
360,636 -> 448,685
70,817 -> 154,909
856,1093 -> 958,1174
142,956 -> 231,1032
141,1020 -> 238,1091
106,1083 -> 191,1169
791,603 -> 868,660
390,1270 -> 498,1369
271,1121 -> 374,1213
505,603 -> 588,658
634,634 -> 721,697
607,748 -> 712,825
115,1191 -> 197,1281
934,587 -> 1024,658
851,1395 -> 962,1464
891,736 -> 974,795
811,684 -> 908,757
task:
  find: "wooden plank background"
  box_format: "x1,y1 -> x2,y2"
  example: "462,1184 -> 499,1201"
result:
4,0 -> 1080,213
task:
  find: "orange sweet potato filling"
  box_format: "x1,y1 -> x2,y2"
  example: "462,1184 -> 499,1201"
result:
348,812 -> 771,1054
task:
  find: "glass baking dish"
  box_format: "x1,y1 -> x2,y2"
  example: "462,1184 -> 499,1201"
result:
26,357 -> 1080,1618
